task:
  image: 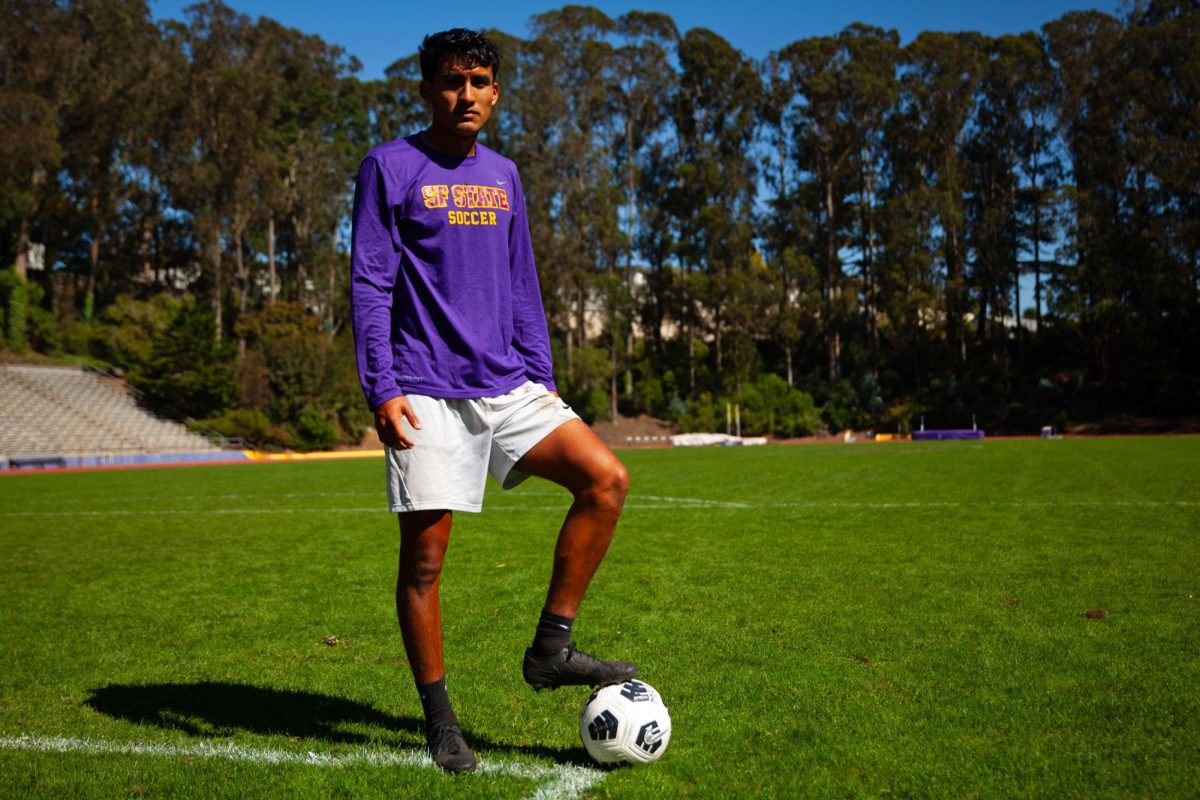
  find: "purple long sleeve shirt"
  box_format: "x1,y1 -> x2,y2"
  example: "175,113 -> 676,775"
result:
350,134 -> 556,409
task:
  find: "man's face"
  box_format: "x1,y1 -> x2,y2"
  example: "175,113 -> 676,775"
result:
420,57 -> 498,141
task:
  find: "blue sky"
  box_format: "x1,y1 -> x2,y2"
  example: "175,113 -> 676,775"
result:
149,0 -> 1118,81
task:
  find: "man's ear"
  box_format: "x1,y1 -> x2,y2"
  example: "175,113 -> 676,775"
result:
490,82 -> 500,107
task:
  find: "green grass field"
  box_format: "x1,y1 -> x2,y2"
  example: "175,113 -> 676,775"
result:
1,437 -> 1198,798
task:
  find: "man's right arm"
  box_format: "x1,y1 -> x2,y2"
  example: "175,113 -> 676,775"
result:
350,156 -> 422,448
350,156 -> 405,409
374,395 -> 421,450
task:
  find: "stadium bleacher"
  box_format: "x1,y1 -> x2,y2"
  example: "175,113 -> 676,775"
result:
0,364 -> 222,466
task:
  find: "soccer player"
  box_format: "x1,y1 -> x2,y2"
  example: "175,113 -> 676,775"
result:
350,29 -> 637,773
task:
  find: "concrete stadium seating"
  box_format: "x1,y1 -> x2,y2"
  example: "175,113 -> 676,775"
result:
0,364 -> 221,459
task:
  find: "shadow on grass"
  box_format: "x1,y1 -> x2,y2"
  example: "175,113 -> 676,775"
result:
85,681 -> 593,767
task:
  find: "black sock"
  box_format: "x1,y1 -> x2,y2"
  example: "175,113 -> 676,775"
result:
417,676 -> 458,732
531,609 -> 574,656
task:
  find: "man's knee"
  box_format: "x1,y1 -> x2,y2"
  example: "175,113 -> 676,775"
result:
400,551 -> 443,594
580,458 -> 628,512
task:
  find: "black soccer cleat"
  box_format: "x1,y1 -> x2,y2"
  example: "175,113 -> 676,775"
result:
426,722 -> 477,773
523,643 -> 638,691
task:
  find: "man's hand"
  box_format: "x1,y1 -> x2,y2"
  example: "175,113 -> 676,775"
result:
374,396 -> 421,450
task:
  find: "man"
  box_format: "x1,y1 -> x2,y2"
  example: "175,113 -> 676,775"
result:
350,29 -> 637,774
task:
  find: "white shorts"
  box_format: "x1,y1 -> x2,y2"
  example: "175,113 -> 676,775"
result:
385,380 -> 580,513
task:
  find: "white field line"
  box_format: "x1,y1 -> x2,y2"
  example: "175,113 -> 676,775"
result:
5,498 -> 1196,518
0,735 -> 604,800
770,499 -> 1199,508
47,490 -> 382,504
637,495 -> 750,508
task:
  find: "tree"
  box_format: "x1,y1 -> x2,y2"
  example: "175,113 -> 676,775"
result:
842,26 -> 900,369
130,296 -> 236,418
1044,11 -> 1128,392
1013,31 -> 1063,335
670,27 -> 759,394
259,17 -> 364,331
895,31 -> 988,368
366,52 -> 423,146
966,33 -> 1040,362
0,0 -> 71,280
162,0 -> 276,341
1119,0 -> 1200,409
757,52 -> 820,389
59,0 -> 164,319
610,11 -> 677,417
777,25 -> 898,383
519,6 -> 622,411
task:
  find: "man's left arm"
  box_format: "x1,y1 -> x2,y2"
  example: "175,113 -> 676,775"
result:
508,172 -> 557,393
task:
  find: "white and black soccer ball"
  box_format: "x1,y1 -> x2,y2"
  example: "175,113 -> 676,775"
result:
579,679 -> 671,765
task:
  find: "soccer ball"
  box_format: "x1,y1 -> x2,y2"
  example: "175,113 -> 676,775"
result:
579,679 -> 671,765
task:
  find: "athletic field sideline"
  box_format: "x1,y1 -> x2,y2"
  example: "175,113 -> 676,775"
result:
1,437 -> 1196,798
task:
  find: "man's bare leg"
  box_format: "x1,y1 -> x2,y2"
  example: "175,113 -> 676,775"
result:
397,509 -> 476,772
397,509 -> 452,683
515,419 -> 638,689
515,419 -> 628,614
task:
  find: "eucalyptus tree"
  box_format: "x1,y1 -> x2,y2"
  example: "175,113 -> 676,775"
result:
609,11 -> 677,414
1042,4 -> 1200,405
634,138 -> 677,365
479,28 -> 527,157
776,33 -> 855,385
368,53 -> 423,146
258,18 -> 363,333
670,27 -> 759,394
757,51 -> 819,389
0,0 -> 71,280
1043,10 -> 1126,387
58,0 -> 164,318
1099,1 -> 1199,406
842,25 -> 899,369
966,33 -> 1042,357
894,31 -> 987,367
776,25 -> 897,383
520,6 -> 621,395
965,31 -> 1065,368
1014,31 -> 1062,334
161,0 -> 276,341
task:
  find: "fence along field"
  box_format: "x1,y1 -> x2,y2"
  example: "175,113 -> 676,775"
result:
1,438 -> 1197,798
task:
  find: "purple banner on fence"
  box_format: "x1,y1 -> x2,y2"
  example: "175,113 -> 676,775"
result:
912,429 -> 986,441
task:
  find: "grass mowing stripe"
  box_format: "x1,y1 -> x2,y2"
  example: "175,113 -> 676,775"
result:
0,736 -> 605,800
5,498 -> 1195,518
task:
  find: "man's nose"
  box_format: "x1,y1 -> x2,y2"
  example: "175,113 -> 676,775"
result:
461,82 -> 476,103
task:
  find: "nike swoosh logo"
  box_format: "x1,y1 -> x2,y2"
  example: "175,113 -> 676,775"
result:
497,179 -> 507,185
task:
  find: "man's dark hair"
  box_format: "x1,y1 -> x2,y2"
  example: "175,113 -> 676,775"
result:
419,29 -> 501,82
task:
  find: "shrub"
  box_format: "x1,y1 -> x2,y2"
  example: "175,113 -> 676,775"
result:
197,407 -> 273,444
233,304 -> 369,448
296,404 -> 338,452
677,391 -> 720,433
823,380 -> 862,432
753,374 -> 819,436
95,294 -> 186,370
130,299 -> 237,419
715,374 -> 824,438
0,268 -> 28,352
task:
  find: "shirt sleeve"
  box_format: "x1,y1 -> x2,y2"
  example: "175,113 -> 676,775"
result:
350,156 -> 405,410
507,170 -> 557,392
